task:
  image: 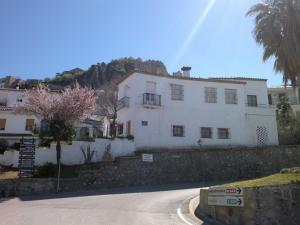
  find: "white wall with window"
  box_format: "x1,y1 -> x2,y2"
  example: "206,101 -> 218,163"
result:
117,72 -> 278,149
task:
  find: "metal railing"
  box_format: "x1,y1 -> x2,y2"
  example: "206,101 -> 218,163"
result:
117,96 -> 130,111
143,93 -> 161,107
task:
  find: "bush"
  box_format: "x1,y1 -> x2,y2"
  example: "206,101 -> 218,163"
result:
34,163 -> 78,178
0,139 -> 8,154
10,143 -> 20,150
34,163 -> 57,178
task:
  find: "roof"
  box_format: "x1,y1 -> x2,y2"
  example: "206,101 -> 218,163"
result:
116,70 -> 247,85
208,77 -> 268,82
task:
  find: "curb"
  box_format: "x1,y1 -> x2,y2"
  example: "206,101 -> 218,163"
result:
190,196 -> 225,225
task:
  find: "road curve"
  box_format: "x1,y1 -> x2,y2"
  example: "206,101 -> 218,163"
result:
0,183 -> 209,225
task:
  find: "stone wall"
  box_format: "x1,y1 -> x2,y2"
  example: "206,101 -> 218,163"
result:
1,146 -> 300,197
197,184 -> 300,225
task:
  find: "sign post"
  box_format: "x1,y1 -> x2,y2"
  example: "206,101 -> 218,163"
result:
208,186 -> 244,207
18,138 -> 35,178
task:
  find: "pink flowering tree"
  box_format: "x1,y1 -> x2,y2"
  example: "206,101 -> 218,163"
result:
22,83 -> 96,191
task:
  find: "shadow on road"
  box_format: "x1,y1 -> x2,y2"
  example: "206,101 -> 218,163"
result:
17,182 -> 220,202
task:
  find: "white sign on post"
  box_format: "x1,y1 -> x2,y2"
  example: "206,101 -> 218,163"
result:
142,154 -> 153,162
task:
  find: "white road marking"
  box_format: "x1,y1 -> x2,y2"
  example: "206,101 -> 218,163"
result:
177,208 -> 194,225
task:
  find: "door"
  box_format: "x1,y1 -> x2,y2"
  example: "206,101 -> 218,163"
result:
126,121 -> 131,136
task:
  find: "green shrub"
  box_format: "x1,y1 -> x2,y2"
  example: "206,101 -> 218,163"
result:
34,163 -> 78,178
0,139 -> 8,154
34,163 -> 57,178
10,143 -> 20,150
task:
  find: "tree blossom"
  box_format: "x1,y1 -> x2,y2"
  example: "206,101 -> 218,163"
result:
24,83 -> 96,124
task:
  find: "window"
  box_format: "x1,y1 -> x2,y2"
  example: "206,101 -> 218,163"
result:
0,119 -> 6,130
25,119 -> 35,131
205,87 -> 217,103
225,89 -> 238,104
247,95 -> 258,107
170,84 -> 184,101
118,123 -> 124,135
218,128 -> 230,139
126,121 -> 131,135
201,127 -> 212,138
172,125 -> 184,137
141,121 -> 148,126
268,94 -> 273,105
17,95 -> 23,102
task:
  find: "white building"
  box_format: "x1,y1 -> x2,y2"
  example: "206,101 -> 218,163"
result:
0,88 -> 40,146
268,86 -> 300,116
0,88 -> 111,148
116,69 -> 279,150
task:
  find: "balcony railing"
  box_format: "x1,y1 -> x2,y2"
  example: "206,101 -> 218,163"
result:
143,93 -> 161,107
117,96 -> 130,111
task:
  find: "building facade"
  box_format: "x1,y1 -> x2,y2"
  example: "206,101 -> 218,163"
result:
0,88 -> 40,146
116,71 -> 279,150
0,88 -> 110,148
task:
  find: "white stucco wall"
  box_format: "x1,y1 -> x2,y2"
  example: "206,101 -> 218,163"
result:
0,112 -> 40,135
117,73 -> 279,149
0,138 -> 135,167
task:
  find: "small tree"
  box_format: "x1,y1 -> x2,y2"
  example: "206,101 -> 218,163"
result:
96,82 -> 118,136
22,83 -> 96,192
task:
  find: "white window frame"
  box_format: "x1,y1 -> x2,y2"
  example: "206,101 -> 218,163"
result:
170,84 -> 184,101
201,127 -> 213,139
225,89 -> 238,104
218,128 -> 230,139
247,95 -> 258,107
205,87 -> 217,103
172,125 -> 185,137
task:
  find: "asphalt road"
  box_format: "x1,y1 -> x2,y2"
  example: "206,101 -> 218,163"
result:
0,183 -> 210,225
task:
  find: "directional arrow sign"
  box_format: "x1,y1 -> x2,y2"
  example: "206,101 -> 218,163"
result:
208,186 -> 243,196
208,196 -> 244,207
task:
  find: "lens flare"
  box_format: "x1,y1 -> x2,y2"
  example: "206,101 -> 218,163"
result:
171,0 -> 216,70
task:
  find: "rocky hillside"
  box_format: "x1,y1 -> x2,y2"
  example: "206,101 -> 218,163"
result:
0,57 -> 168,90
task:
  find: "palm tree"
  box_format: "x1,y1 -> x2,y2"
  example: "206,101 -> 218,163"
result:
247,0 -> 300,87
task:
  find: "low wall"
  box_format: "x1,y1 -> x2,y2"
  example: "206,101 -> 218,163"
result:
198,184 -> 300,225
0,146 -> 300,197
0,138 -> 135,167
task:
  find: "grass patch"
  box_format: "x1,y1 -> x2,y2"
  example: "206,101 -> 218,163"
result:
221,173 -> 300,188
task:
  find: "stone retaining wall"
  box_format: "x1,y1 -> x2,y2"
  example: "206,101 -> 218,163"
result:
197,184 -> 300,225
1,146 -> 300,197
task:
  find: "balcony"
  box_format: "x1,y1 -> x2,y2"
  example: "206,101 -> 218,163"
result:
117,96 -> 130,111
142,93 -> 161,108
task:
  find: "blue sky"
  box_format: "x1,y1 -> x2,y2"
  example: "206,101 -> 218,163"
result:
0,0 -> 283,86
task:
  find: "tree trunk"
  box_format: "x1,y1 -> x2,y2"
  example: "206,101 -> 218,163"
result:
56,140 -> 61,193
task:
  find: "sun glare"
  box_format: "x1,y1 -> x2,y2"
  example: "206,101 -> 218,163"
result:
171,0 -> 216,70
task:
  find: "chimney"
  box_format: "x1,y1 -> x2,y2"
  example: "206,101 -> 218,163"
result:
181,66 -> 191,77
